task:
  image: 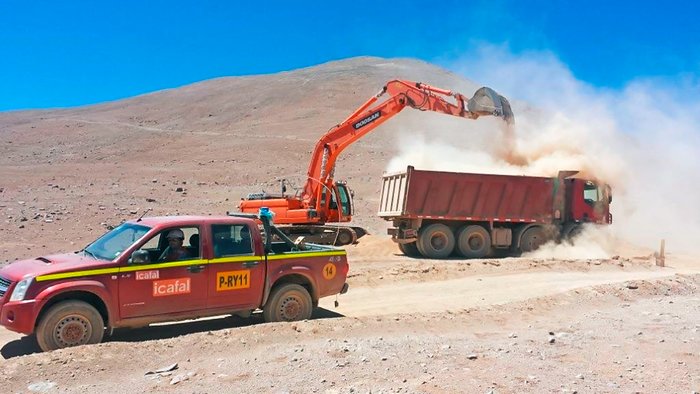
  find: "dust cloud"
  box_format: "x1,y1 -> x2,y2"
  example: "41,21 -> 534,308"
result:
386,46 -> 700,256
526,225 -> 615,260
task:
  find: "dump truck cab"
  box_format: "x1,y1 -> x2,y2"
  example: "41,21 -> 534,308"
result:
567,179 -> 613,224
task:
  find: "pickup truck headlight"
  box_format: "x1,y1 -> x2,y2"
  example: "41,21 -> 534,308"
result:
9,278 -> 32,301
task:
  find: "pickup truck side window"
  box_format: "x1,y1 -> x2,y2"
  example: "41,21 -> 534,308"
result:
131,226 -> 201,264
212,224 -> 253,257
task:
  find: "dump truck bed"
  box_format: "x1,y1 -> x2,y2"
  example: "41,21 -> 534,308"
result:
378,166 -> 556,224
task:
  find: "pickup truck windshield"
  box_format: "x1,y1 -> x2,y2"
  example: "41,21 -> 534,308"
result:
84,223 -> 151,261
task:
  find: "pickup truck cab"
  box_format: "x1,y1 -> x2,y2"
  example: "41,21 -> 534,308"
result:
0,215 -> 349,351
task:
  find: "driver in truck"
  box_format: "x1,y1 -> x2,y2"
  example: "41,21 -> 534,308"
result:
158,229 -> 189,261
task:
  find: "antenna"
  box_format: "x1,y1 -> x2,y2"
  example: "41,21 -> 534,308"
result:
136,207 -> 152,222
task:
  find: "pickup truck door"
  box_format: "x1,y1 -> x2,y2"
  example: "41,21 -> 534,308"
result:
118,226 -> 208,319
207,224 -> 265,310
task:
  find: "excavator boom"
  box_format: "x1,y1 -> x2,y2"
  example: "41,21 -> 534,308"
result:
239,79 -> 514,245
303,80 -> 513,211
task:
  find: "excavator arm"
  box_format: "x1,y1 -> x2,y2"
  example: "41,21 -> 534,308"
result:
302,79 -> 514,212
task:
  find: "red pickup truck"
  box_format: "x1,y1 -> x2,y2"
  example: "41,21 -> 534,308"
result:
0,214 -> 349,351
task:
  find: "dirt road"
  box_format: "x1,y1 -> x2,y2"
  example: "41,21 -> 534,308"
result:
0,251 -> 697,393
321,268 -> 676,316
0,259 -> 673,351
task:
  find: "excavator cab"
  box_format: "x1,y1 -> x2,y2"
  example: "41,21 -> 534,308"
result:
336,182 -> 353,219
320,181 -> 354,223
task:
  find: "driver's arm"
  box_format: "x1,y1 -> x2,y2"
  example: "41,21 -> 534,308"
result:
158,246 -> 171,262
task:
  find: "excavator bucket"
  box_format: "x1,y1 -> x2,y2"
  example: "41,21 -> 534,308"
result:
467,87 -> 515,125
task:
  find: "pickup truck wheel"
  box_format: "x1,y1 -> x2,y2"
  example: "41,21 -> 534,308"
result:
456,225 -> 492,258
520,226 -> 546,253
398,242 -> 421,257
263,284 -> 313,323
416,224 -> 455,259
36,300 -> 104,352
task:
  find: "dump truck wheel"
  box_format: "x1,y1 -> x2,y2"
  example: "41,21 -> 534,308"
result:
456,225 -> 492,258
263,284 -> 313,323
520,226 -> 546,253
36,300 -> 104,352
398,242 -> 421,257
562,224 -> 583,241
416,224 -> 455,259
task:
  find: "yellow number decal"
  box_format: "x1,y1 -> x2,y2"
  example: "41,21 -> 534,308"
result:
322,263 -> 336,280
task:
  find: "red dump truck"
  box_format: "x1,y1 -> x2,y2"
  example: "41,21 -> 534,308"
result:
379,166 -> 612,258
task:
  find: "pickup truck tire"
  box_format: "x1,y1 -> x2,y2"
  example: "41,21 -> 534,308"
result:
263,284 -> 313,323
416,224 -> 455,259
398,242 -> 421,257
456,225 -> 492,258
36,300 -> 104,352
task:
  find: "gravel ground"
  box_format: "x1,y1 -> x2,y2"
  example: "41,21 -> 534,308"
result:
0,275 -> 697,393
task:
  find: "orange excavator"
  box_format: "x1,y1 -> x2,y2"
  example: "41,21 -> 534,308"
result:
238,79 -> 514,245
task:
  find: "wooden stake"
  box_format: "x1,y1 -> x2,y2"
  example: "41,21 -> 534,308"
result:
656,239 -> 666,267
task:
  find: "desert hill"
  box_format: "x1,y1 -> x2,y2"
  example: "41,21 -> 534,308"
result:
0,56 -> 488,261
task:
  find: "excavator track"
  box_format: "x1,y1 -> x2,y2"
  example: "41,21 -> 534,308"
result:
277,225 -> 367,246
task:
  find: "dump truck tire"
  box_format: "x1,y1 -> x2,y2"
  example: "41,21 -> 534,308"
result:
36,300 -> 104,352
416,224 -> 455,259
398,242 -> 421,257
520,226 -> 546,253
263,284 -> 313,323
562,223 -> 583,241
456,225 -> 492,258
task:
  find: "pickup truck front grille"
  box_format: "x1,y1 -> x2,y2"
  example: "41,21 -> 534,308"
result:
0,276 -> 11,298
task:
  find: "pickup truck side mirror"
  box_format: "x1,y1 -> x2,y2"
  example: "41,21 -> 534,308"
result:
130,250 -> 151,265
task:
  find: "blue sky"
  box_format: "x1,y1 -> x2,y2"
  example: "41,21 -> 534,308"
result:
0,0 -> 698,111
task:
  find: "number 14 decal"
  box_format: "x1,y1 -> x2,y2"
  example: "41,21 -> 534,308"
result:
323,263 -> 336,280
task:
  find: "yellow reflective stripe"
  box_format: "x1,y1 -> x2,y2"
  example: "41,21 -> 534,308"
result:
209,256 -> 262,264
35,259 -> 209,282
266,250 -> 347,261
37,268 -> 120,282
34,251 -> 345,282
118,259 -> 208,272
209,250 -> 346,264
